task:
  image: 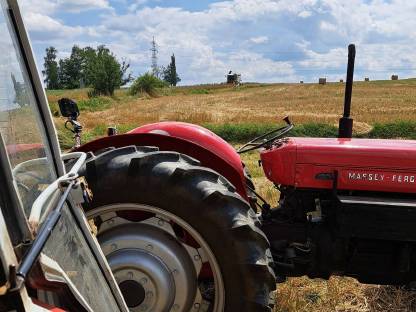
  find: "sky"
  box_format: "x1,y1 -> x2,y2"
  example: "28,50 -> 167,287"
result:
19,0 -> 416,85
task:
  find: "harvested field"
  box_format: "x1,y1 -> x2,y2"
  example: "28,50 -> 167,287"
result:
48,79 -> 416,312
49,79 -> 416,136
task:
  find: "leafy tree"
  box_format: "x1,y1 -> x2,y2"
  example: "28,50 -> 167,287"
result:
58,45 -> 84,89
11,74 -> 29,107
80,46 -> 97,86
87,45 -> 131,96
163,54 -> 181,86
47,44 -> 131,94
57,59 -> 67,88
120,59 -> 133,86
42,47 -> 60,89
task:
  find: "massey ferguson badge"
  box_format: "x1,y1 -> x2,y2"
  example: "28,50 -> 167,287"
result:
347,171 -> 416,184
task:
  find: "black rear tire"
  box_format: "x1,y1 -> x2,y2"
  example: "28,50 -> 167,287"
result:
80,145 -> 276,311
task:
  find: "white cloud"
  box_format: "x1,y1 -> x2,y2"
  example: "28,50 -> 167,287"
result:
320,21 -> 337,32
95,0 -> 319,83
298,45 -> 345,69
20,0 -> 416,84
19,0 -> 58,14
57,0 -> 111,12
249,36 -> 269,44
24,12 -> 85,40
207,0 -> 318,21
298,10 -> 312,18
20,0 -> 111,14
128,0 -> 149,12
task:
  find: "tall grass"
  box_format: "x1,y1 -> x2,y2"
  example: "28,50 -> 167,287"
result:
77,97 -> 112,112
57,120 -> 416,151
205,121 -> 416,142
129,73 -> 167,97
205,123 -> 338,142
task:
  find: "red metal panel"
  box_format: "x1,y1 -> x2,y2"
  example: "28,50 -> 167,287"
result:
293,137 -> 416,169
6,143 -> 43,154
260,140 -> 297,186
32,299 -> 66,311
261,137 -> 416,193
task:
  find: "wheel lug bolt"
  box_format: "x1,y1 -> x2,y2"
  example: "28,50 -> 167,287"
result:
194,303 -> 200,309
140,277 -> 148,285
158,219 -> 164,226
111,243 -> 117,250
194,255 -> 201,261
127,271 -> 133,278
146,244 -> 153,251
146,291 -> 153,298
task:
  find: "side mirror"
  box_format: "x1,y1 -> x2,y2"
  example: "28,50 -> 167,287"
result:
58,98 -> 79,119
283,116 -> 292,126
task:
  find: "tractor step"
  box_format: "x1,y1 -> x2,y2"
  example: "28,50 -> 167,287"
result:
338,195 -> 416,208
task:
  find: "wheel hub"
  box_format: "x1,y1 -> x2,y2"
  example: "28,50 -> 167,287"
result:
98,217 -> 200,311
108,248 -> 177,311
88,204 -> 225,312
119,280 -> 145,308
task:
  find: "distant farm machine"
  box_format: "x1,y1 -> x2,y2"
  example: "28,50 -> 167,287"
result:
1,0 -> 416,310
226,70 -> 241,86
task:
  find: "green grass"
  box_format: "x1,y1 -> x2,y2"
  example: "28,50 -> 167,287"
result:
58,120 -> 416,150
204,121 -> 416,142
58,123 -> 138,150
77,97 -> 112,112
368,121 -> 416,139
204,123 -> 339,142
189,89 -> 210,95
49,96 -> 113,116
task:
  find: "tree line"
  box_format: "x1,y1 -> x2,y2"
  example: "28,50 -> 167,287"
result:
43,45 -> 132,96
43,46 -> 181,96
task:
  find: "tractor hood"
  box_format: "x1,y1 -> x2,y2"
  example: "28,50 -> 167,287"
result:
261,137 -> 416,193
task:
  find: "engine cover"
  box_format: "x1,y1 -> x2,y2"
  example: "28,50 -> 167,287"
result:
261,137 -> 416,193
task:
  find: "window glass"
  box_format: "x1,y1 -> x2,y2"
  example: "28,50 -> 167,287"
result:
0,0 -> 56,216
43,205 -> 121,311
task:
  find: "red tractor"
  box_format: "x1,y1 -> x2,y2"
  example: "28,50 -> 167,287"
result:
1,0 -> 415,311
67,44 -> 416,311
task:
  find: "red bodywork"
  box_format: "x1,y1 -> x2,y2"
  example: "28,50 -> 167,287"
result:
77,122 -> 248,199
6,143 -> 43,154
261,137 -> 416,193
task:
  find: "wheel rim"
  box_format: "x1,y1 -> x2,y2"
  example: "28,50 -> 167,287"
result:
87,204 -> 225,312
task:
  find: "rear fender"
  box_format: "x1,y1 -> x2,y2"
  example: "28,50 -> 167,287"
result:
128,122 -> 243,177
76,130 -> 248,200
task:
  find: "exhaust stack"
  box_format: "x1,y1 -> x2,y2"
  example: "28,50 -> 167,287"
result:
338,44 -> 356,138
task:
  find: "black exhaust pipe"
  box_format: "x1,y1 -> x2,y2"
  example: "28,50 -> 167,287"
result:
338,44 -> 355,138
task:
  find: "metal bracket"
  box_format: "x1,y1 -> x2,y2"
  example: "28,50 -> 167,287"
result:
29,152 -> 87,230
69,177 -> 89,206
